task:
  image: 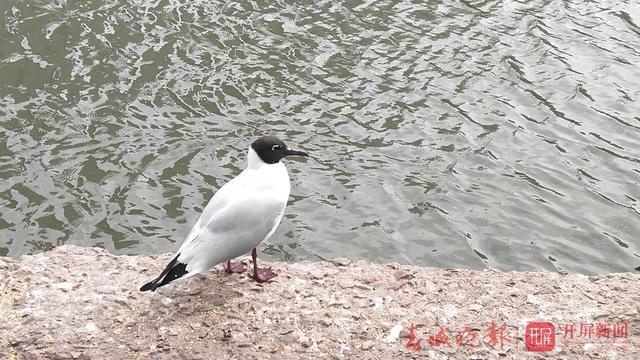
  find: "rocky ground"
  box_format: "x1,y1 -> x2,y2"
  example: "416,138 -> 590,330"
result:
1,245 -> 638,359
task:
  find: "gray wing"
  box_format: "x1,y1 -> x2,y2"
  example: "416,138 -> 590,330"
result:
177,194 -> 287,273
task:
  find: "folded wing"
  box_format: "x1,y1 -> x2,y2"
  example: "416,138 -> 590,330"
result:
176,193 -> 287,274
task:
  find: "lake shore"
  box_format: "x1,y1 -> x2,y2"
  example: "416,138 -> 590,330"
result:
1,245 -> 638,359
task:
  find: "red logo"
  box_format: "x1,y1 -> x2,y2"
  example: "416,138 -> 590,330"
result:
525,322 -> 555,352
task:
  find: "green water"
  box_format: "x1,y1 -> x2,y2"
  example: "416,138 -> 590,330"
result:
1,0 -> 639,274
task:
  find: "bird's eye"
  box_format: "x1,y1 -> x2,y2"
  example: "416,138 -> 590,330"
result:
272,144 -> 282,151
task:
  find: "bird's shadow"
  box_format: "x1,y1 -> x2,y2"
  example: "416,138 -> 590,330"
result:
145,270 -> 249,313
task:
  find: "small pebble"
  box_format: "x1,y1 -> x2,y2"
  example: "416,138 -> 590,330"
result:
85,322 -> 98,333
361,340 -> 375,350
331,258 -> 351,266
297,335 -> 312,348
189,285 -> 203,296
53,282 -> 74,292
354,283 -> 373,291
393,270 -> 414,280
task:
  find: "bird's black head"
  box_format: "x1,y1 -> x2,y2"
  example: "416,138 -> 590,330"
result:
250,136 -> 308,164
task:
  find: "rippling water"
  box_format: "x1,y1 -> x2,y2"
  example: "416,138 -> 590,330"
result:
1,0 -> 639,274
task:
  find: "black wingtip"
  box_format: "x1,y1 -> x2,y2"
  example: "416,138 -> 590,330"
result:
139,256 -> 189,292
140,281 -> 156,292
635,266 -> 640,272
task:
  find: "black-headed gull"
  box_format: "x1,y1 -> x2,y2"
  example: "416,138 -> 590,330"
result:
140,136 -> 308,291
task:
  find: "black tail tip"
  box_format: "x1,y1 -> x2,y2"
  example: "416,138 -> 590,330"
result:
635,266 -> 640,272
140,281 -> 156,292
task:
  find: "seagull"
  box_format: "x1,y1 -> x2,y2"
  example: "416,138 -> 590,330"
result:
140,136 -> 308,291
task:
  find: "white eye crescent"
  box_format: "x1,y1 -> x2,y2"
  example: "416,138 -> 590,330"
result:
272,144 -> 282,151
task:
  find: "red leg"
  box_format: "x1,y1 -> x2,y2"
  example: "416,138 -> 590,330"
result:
223,259 -> 246,274
251,248 -> 277,283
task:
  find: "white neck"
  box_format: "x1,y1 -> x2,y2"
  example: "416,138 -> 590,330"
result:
247,146 -> 270,169
245,147 -> 290,195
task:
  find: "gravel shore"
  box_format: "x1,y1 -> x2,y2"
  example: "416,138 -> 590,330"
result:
1,245 -> 638,359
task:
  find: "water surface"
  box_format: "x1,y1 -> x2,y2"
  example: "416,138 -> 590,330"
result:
1,0 -> 639,274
